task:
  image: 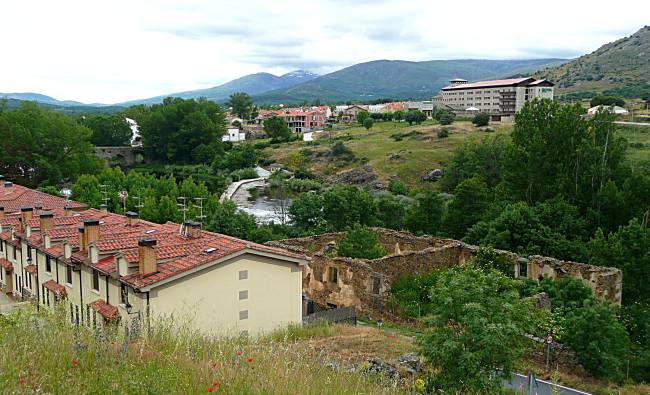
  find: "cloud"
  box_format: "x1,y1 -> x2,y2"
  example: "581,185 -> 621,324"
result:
0,0 -> 648,103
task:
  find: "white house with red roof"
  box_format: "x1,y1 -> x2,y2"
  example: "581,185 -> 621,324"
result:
0,183 -> 308,336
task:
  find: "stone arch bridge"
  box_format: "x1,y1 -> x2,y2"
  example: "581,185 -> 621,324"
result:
94,147 -> 147,168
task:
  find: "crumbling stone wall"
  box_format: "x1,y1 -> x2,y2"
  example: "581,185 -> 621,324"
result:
267,228 -> 622,318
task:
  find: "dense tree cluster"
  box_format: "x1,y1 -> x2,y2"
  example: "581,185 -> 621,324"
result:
82,114 -> 132,147
0,101 -> 103,187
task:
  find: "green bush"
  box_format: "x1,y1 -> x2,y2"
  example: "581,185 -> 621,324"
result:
388,179 -> 408,195
472,112 -> 490,127
436,128 -> 449,138
336,225 -> 387,259
439,112 -> 455,125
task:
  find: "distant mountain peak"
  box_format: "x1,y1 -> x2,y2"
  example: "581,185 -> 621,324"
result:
281,70 -> 319,79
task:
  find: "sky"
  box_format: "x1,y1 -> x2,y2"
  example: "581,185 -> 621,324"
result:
1,0 -> 649,104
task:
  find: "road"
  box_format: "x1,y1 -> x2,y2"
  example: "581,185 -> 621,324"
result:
504,373 -> 592,395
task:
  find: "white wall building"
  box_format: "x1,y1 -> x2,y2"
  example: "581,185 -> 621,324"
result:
222,126 -> 246,142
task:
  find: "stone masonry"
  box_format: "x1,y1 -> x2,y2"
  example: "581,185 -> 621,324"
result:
266,228 -> 622,318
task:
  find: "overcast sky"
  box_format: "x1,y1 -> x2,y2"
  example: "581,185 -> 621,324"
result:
1,0 -> 648,104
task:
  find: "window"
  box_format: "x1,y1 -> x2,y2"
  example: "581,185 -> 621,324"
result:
27,247 -> 32,260
45,255 -> 51,273
12,246 -> 16,260
120,283 -> 128,305
238,270 -> 248,280
92,270 -> 100,292
239,290 -> 248,300
329,267 -> 338,283
66,265 -> 73,285
371,276 -> 381,295
239,310 -> 248,320
0,240 -> 3,252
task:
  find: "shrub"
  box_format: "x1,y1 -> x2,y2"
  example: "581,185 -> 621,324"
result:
336,225 -> 387,259
363,118 -> 374,130
388,179 -> 408,195
439,112 -> 455,125
472,112 -> 490,127
330,141 -> 355,160
437,128 -> 449,138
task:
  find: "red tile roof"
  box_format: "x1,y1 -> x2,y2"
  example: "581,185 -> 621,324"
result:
0,184 -> 85,214
44,245 -> 64,257
0,258 -> 13,270
94,255 -> 116,274
89,299 -> 120,319
25,264 -> 37,274
43,280 -> 66,296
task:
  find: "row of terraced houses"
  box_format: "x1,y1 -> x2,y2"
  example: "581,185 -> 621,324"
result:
0,179 -> 307,336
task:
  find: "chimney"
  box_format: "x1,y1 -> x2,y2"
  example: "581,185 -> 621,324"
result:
21,206 -> 33,224
0,206 -> 4,220
126,211 -> 139,226
64,204 -> 72,216
138,238 -> 157,276
84,219 -> 100,247
39,211 -> 54,231
182,220 -> 192,237
187,221 -> 201,238
78,226 -> 86,250
4,181 -> 13,188
100,204 -> 108,214
34,203 -> 42,216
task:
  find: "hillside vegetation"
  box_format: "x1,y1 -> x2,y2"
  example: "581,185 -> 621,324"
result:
535,26 -> 650,99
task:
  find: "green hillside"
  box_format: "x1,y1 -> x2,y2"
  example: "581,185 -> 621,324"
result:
534,26 -> 650,99
254,59 -> 566,104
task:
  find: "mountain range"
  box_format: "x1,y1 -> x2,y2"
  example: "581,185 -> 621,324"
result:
3,26 -> 650,108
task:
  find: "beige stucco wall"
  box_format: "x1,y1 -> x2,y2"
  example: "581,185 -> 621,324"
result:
146,253 -> 302,336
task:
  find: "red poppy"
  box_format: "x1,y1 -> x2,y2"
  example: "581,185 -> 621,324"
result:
251,365 -> 255,370
208,387 -> 214,393
236,351 -> 241,356
72,359 -> 79,367
18,377 -> 25,385
213,382 -> 219,387
248,357 -> 253,363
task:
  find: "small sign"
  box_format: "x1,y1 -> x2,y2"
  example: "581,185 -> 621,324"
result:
545,334 -> 554,344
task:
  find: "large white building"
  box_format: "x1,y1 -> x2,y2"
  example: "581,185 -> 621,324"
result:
433,77 -> 554,121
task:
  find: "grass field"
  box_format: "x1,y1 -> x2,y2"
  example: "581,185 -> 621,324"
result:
263,120 -> 650,190
264,120 -> 510,189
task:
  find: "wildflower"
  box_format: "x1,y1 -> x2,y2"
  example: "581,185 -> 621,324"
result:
415,378 -> 425,390
213,381 -> 219,387
72,359 -> 79,367
248,357 -> 253,363
18,377 -> 25,385
208,387 -> 214,393
236,351 -> 241,356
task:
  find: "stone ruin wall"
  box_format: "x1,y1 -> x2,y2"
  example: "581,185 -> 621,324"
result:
267,228 -> 622,318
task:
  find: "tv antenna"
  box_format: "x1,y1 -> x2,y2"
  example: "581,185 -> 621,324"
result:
100,184 -> 110,209
177,196 -> 189,234
193,197 -> 206,229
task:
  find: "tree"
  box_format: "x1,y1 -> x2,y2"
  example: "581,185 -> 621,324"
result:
226,92 -> 254,120
363,117 -> 374,130
441,134 -> 509,191
322,185 -> 376,231
564,301 -> 631,381
288,193 -> 324,230
84,114 -> 132,146
264,115 -> 291,142
471,112 -> 490,127
0,102 -> 103,187
438,111 -> 455,125
590,95 -> 625,108
71,174 -> 102,208
375,193 -> 406,230
420,265 -> 531,393
139,97 -> 225,164
393,110 -> 405,122
204,199 -> 258,240
405,110 -> 426,125
356,110 -> 370,126
442,177 -> 489,239
336,225 -> 387,259
405,190 -> 444,235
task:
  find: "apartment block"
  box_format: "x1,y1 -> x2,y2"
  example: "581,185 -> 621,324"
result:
434,77 -> 554,120
0,181 -> 307,336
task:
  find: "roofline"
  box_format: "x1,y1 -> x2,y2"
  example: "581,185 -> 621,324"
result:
441,77 -> 537,91
129,248 -> 307,292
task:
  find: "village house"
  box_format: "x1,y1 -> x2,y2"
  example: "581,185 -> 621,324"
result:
0,181 -> 307,336
222,125 -> 247,142
340,105 -> 368,122
254,106 -> 328,133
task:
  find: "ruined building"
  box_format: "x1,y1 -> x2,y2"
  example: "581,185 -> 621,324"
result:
267,228 -> 622,318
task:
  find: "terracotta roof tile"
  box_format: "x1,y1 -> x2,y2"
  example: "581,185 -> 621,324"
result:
0,258 -> 13,270
43,280 -> 66,296
25,264 -> 37,274
89,299 -> 120,319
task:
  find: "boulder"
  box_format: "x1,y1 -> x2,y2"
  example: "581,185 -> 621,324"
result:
364,357 -> 400,381
422,169 -> 443,181
398,352 -> 422,373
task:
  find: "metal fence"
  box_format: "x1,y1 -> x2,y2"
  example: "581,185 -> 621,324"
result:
303,305 -> 357,326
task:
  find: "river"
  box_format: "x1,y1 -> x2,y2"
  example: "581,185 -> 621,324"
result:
230,181 -> 293,224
